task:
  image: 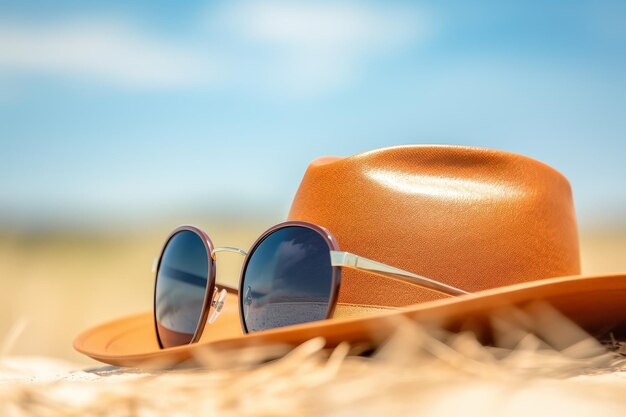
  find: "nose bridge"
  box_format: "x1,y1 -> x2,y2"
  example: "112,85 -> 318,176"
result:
211,246 -> 248,260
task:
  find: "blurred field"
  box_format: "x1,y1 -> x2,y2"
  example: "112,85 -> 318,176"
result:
0,221 -> 270,365
1,225 -> 625,365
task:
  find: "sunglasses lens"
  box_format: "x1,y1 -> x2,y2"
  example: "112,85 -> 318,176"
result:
155,230 -> 211,348
241,226 -> 335,333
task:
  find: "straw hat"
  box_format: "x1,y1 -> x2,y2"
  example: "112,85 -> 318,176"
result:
74,145 -> 626,367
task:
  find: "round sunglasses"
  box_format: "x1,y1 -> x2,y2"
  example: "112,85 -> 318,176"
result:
153,221 -> 468,349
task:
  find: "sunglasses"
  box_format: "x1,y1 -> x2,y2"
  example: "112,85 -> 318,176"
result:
152,221 -> 468,349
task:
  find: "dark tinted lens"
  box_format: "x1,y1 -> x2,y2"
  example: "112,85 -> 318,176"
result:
155,230 -> 210,348
241,226 -> 335,333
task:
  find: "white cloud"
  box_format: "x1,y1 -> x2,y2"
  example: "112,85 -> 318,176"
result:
222,1 -> 429,50
0,19 -> 220,89
0,1 -> 435,95
217,1 -> 435,95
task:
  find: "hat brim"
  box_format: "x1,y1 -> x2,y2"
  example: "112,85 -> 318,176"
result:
74,273 -> 626,368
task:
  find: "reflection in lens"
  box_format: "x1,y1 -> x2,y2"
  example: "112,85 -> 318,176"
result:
241,226 -> 335,332
155,230 -> 210,348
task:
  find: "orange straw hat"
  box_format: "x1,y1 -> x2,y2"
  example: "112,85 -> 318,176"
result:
74,145 -> 626,367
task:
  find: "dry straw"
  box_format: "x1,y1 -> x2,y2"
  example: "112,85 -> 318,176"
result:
2,302 -> 626,417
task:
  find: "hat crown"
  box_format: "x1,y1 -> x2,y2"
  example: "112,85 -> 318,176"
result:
288,145 -> 580,306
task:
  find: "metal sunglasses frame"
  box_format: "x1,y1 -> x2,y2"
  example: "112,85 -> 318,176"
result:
153,221 -> 469,349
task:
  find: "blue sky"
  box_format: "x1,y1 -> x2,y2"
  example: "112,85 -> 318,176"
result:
1,0 -> 625,231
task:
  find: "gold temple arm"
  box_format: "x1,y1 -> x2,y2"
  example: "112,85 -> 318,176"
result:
330,251 -> 469,297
